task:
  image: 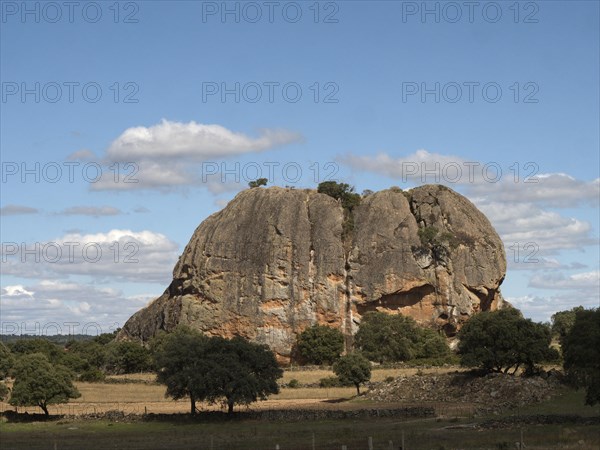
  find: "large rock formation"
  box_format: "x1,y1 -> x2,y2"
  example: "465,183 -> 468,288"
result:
119,185 -> 506,362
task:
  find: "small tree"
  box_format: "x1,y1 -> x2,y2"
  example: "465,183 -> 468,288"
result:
249,178 -> 268,188
317,181 -> 361,210
9,353 -> 80,416
152,329 -> 283,415
562,308 -> 600,405
201,337 -> 283,414
296,325 -> 344,365
458,308 -> 556,374
151,327 -> 210,415
333,353 -> 371,395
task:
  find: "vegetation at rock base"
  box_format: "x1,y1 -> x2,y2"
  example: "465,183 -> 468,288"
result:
248,178 -> 268,188
551,305 -> 585,344
295,324 -> 344,365
105,341 -> 152,374
8,353 -> 80,416
151,326 -> 282,414
0,382 -> 9,401
561,308 -> 600,405
0,341 -> 14,378
332,353 -> 372,395
458,308 -> 559,374
354,311 -> 451,364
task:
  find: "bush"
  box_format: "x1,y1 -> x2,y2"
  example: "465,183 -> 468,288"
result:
296,325 -> 344,365
355,312 -> 450,363
317,181 -> 361,211
319,376 -> 345,388
288,379 -> 299,389
79,368 -> 106,382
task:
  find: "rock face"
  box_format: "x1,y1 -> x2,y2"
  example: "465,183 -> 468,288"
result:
119,185 -> 506,362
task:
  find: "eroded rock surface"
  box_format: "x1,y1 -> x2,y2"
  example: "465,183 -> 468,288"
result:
119,185 -> 506,362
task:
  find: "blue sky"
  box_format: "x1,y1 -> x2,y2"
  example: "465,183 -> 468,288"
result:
1,0 -> 598,335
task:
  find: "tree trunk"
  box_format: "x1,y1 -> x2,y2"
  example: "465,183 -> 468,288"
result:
40,402 -> 49,416
227,398 -> 234,415
355,384 -> 360,396
190,395 -> 196,415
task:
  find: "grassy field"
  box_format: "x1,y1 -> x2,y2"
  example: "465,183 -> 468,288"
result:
1,367 -> 598,449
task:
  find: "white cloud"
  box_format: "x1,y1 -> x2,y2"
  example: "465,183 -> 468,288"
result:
66,149 -> 97,161
106,120 -> 302,161
1,282 -> 157,334
1,205 -> 39,216
90,120 -> 301,192
507,293 -> 599,323
477,201 -> 596,254
1,229 -> 179,284
57,206 -> 122,217
529,270 -> 600,290
340,150 -> 599,208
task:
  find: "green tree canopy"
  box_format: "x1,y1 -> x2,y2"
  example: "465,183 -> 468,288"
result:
151,327 -> 210,414
332,353 -> 372,395
0,341 -> 14,378
458,308 -> 557,374
152,328 -> 283,414
551,306 -> 585,343
106,340 -> 152,374
354,311 -> 450,363
248,178 -> 268,188
0,382 -> 8,401
562,308 -> 600,405
317,181 -> 361,210
296,325 -> 344,365
9,353 -> 80,415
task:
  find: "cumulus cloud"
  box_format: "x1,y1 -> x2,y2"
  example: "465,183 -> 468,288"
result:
1,205 -> 39,216
339,150 -> 600,208
57,206 -> 123,217
106,120 -> 302,161
89,120 -> 302,192
1,281 -> 156,334
529,270 -> 600,290
1,229 -> 179,284
507,293 -> 599,323
66,149 -> 97,161
477,201 -> 596,254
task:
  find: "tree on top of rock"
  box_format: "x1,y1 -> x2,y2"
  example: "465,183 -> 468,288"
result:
317,181 -> 361,210
248,178 -> 268,188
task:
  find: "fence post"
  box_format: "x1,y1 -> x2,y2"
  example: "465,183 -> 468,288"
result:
401,430 -> 405,449
368,436 -> 373,450
312,432 -> 315,450
389,440 -> 394,449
